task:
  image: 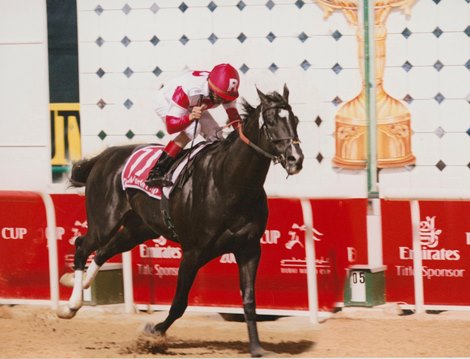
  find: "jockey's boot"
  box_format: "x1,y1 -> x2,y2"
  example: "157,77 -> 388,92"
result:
146,152 -> 175,187
146,141 -> 182,188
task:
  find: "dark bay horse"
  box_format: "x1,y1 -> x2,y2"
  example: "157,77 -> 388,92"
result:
58,85 -> 304,357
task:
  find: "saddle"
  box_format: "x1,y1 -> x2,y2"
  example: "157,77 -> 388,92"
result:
121,142 -> 216,200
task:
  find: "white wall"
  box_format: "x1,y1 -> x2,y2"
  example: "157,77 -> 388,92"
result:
0,0 -> 51,190
76,0 -> 469,198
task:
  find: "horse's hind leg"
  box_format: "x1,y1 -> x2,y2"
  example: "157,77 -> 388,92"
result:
82,214 -> 157,289
57,234 -> 99,319
145,251 -> 202,335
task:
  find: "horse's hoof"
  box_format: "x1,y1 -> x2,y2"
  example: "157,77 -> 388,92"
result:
59,273 -> 75,287
143,323 -> 165,336
57,305 -> 78,319
250,347 -> 271,358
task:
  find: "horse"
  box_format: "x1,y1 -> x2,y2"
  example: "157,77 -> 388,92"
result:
57,85 -> 304,357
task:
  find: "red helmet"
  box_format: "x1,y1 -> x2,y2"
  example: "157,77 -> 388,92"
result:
208,64 -> 240,101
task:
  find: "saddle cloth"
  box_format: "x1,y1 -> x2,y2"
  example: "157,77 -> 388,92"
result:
121,143 -> 208,200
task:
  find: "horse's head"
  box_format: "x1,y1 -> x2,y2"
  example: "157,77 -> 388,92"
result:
256,85 -> 304,175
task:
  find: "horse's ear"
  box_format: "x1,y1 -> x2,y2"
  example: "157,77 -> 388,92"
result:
256,87 -> 268,104
283,84 -> 289,102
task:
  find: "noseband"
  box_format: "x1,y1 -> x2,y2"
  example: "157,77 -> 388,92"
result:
237,104 -> 300,165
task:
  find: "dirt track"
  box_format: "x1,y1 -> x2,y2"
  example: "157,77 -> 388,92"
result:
1,304 -> 470,358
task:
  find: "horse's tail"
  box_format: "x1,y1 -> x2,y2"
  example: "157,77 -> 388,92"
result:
69,156 -> 99,187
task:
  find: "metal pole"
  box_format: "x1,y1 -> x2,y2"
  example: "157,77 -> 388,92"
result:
40,192 -> 59,311
410,200 -> 425,313
300,199 -> 319,324
362,0 -> 378,196
122,251 -> 136,313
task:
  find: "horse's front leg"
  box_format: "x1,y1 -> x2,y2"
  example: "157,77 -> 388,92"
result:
235,243 -> 265,358
145,251 -> 201,335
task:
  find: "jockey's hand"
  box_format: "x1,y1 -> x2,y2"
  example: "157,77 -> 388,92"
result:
189,104 -> 207,122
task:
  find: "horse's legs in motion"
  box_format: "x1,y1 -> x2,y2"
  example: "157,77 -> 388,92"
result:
145,250 -> 202,335
235,243 -> 265,357
83,214 -> 156,289
58,213 -> 154,319
57,232 -> 99,319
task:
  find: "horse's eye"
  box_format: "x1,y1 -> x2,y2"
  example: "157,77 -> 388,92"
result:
278,109 -> 289,118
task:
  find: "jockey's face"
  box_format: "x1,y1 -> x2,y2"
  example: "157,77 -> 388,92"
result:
209,90 -> 226,105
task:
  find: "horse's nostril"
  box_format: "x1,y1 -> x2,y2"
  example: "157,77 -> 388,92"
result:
287,156 -> 297,163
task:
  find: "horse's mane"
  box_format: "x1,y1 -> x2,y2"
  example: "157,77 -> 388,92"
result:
224,91 -> 285,143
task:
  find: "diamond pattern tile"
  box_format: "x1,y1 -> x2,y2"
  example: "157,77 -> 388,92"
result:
240,64 -> 249,74
403,94 -> 414,104
465,59 -> 470,70
237,33 -> 247,43
122,4 -> 131,14
298,32 -> 308,43
207,1 -> 217,12
97,99 -> 106,109
402,61 -> 413,72
123,67 -> 134,78
332,63 -> 343,74
95,37 -> 104,47
295,0 -> 305,9
332,30 -> 342,41
316,152 -> 324,163
332,96 -> 342,106
269,63 -> 279,73
94,5 -> 104,15
434,126 -> 445,138
300,60 -> 311,71
150,36 -> 160,46
433,60 -> 444,71
266,32 -> 276,42
401,27 -> 412,39
157,130 -> 165,139
98,130 -> 107,140
153,66 -> 162,77
126,130 -> 135,139
124,99 -> 134,109
179,35 -> 189,45
266,0 -> 275,10
434,92 -> 445,104
179,2 -> 188,12
208,33 -> 218,44
465,26 -> 470,37
436,160 -> 446,171
315,116 -> 323,127
432,27 -> 443,38
237,1 -> 246,10
96,68 -> 105,78
121,36 -> 131,47
150,3 -> 160,14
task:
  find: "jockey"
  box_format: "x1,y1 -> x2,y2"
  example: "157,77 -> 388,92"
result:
146,63 -> 242,188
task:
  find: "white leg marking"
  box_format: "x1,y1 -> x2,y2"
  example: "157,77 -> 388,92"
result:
83,260 -> 101,289
69,270 -> 84,309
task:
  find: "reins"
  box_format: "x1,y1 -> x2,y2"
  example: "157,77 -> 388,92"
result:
224,104 -> 300,165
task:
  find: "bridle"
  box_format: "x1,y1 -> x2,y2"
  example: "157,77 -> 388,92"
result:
235,103 -> 300,165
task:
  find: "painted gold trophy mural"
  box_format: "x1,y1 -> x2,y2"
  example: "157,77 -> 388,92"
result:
315,0 -> 416,169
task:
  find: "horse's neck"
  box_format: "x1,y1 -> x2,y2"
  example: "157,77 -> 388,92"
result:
224,113 -> 272,190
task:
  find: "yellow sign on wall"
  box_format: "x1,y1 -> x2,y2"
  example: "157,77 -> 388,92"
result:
50,103 -> 81,168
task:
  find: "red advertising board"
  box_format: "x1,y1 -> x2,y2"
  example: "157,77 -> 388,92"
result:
382,200 -> 470,306
381,200 -> 414,303
50,194 -> 88,301
0,192 -> 369,312
131,198 -> 369,312
0,192 -> 49,299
